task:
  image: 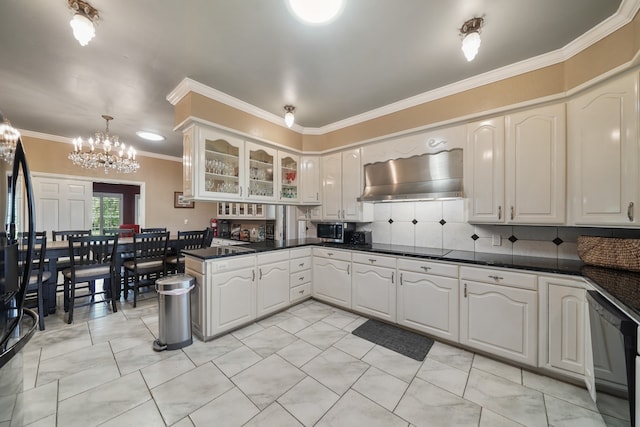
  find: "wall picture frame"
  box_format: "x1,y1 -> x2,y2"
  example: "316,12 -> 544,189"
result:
174,191 -> 194,208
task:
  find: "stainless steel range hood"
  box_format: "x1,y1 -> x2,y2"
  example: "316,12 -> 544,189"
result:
357,148 -> 463,202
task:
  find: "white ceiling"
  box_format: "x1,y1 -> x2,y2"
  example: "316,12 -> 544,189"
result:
0,0 -> 633,158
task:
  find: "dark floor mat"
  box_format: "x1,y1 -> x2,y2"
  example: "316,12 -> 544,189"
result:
352,319 -> 434,361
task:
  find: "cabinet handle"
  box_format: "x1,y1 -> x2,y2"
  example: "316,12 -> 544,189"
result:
240,187 -> 243,197
299,262 -> 305,267
327,252 -> 334,256
368,258 -> 376,264
488,275 -> 503,281
342,210 -> 345,218
510,206 -> 514,220
400,273 -> 403,286
420,266 -> 431,272
252,269 -> 255,281
316,192 -> 319,201
337,209 -> 341,218
259,268 -> 262,280
299,289 -> 305,294
391,272 -> 394,284
464,283 -> 467,298
498,206 -> 502,220
299,276 -> 304,281
347,265 -> 350,275
628,202 -> 634,222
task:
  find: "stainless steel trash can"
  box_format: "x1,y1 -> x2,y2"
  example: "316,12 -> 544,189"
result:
153,274 -> 195,351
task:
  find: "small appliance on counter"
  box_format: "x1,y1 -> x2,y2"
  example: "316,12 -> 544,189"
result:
316,222 -> 355,243
345,230 -> 372,246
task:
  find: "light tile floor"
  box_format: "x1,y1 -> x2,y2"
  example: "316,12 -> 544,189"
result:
21,291 -> 630,427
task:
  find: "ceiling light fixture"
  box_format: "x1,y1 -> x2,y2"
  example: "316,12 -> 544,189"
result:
68,0 -> 99,46
460,17 -> 484,62
69,115 -> 140,174
287,0 -> 344,25
136,131 -> 165,142
284,105 -> 296,128
0,113 -> 20,163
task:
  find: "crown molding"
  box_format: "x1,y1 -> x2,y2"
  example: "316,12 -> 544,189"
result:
166,0 -> 640,136
18,129 -> 182,162
166,78 -> 304,132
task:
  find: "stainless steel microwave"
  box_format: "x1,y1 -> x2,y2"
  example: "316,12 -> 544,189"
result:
316,222 -> 355,243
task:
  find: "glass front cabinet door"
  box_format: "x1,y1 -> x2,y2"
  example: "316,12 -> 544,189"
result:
246,142 -> 277,202
278,152 -> 300,203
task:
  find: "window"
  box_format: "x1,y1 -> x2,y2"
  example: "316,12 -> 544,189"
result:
92,193 -> 123,234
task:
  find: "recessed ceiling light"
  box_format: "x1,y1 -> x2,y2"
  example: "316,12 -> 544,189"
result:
287,0 -> 344,25
136,130 -> 165,141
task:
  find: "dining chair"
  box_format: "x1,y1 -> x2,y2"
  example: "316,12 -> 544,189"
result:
62,234 -> 119,324
123,231 -> 169,308
140,227 -> 167,233
166,229 -> 207,274
21,232 -> 51,330
51,229 -> 92,287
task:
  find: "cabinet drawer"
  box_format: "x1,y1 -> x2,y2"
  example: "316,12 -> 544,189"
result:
290,247 -> 312,258
290,256 -> 312,273
257,250 -> 289,265
313,247 -> 351,262
290,270 -> 311,288
185,256 -> 206,274
352,252 -> 397,269
210,254 -> 256,273
397,258 -> 457,278
460,266 -> 536,290
290,283 -> 311,303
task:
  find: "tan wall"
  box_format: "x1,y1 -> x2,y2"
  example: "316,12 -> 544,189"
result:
22,135 -> 216,232
176,13 -> 640,153
175,93 -> 303,151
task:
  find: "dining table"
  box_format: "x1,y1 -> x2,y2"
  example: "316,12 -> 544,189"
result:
42,235 -> 179,314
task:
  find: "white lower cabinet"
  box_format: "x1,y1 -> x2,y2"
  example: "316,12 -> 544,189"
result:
256,251 -> 290,318
312,248 -> 351,308
538,276 -> 586,377
210,255 -> 257,336
459,266 -> 538,366
397,259 -> 459,342
290,247 -> 312,303
351,253 -> 397,322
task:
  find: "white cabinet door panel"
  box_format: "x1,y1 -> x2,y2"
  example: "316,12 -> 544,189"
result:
313,257 -> 351,308
352,263 -> 396,322
212,267 -> 256,334
257,260 -> 290,317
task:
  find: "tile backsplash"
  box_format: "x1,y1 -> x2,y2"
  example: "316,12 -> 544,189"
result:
355,200 -> 640,260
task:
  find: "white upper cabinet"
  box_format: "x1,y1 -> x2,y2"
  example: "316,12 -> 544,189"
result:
322,148 -> 373,222
300,155 -> 321,205
278,152 -> 300,203
183,125 -> 245,200
466,104 -> 566,224
246,141 -> 277,202
568,72 -> 639,226
505,104 -> 566,224
465,117 -> 505,223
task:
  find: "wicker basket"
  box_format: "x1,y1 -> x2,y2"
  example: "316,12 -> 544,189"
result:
577,235 -> 640,272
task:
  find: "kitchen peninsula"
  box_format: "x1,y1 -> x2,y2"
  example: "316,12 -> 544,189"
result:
183,238 -> 636,383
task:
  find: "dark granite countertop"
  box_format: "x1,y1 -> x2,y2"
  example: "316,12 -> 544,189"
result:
183,239 -> 640,323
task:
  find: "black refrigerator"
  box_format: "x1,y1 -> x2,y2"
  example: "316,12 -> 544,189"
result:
0,112 -> 38,426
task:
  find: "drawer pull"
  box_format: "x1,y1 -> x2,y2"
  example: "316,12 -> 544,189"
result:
347,265 -> 350,275
420,266 -> 431,271
327,252 -> 334,256
299,289 -> 305,294
299,262 -> 305,267
391,272 -> 394,284
252,270 -> 255,281
400,273 -> 403,286
299,276 -> 304,281
368,258 -> 376,264
464,283 -> 467,298
488,275 -> 503,281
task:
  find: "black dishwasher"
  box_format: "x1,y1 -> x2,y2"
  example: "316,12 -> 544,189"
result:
587,290 -> 637,426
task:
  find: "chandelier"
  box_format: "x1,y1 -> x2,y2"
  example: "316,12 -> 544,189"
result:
69,115 -> 140,173
0,112 -> 20,163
